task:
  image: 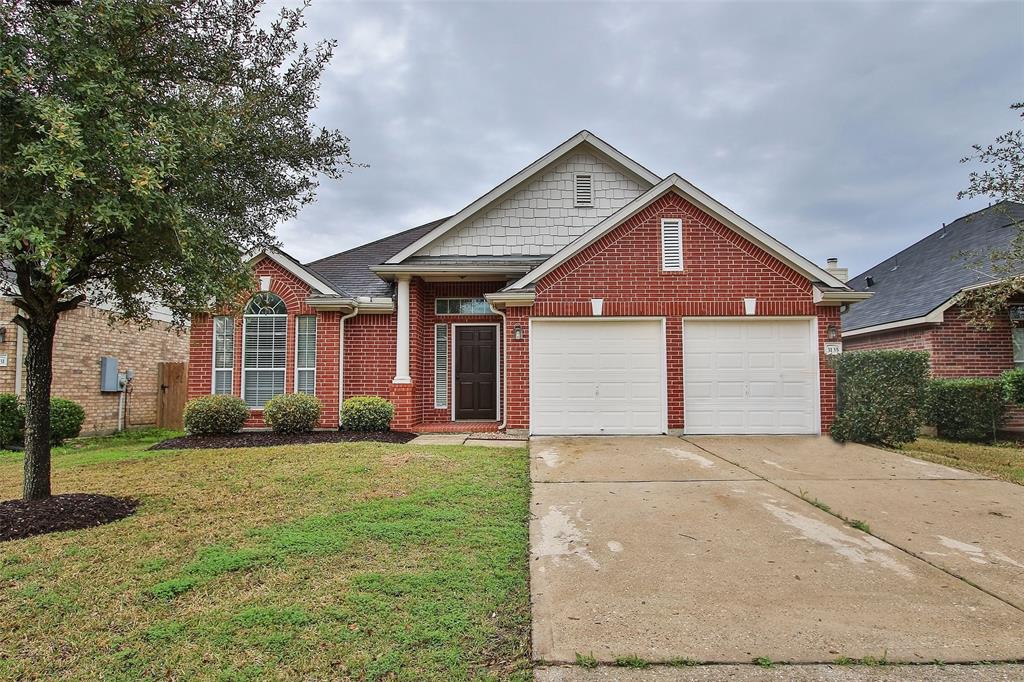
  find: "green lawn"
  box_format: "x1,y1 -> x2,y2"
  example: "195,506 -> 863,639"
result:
0,430 -> 531,680
898,436 -> 1024,485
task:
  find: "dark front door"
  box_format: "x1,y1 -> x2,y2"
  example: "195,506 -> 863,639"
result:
455,326 -> 497,420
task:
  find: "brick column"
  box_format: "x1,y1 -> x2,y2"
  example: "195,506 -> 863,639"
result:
389,382 -> 416,432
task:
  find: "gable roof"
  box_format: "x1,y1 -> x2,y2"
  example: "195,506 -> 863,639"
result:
246,247 -> 340,296
842,201 -> 1024,333
506,174 -> 850,291
384,130 -> 662,264
306,217 -> 447,298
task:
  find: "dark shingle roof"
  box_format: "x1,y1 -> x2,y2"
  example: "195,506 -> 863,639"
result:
843,201 -> 1024,331
305,217 -> 448,298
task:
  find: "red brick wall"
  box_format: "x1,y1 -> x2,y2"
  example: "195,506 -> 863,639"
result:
187,257 -> 340,429
506,192 -> 838,432
343,313 -> 396,400
843,305 -> 1023,427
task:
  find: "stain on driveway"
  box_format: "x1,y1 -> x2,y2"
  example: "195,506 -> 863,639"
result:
530,436 -> 1024,664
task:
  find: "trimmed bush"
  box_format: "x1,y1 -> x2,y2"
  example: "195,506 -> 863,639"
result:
0,394 -> 24,449
50,398 -> 86,445
830,350 -> 930,447
1002,368 -> 1024,406
262,393 -> 322,434
340,396 -> 394,432
183,395 -> 249,435
926,378 -> 1006,442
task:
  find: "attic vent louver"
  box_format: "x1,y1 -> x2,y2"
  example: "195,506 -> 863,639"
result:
574,173 -> 593,207
866,276 -> 875,287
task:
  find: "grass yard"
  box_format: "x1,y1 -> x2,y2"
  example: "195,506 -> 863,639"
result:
0,430 -> 531,681
898,436 -> 1024,485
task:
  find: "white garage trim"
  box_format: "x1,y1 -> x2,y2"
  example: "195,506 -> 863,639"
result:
529,317 -> 668,435
682,317 -> 820,435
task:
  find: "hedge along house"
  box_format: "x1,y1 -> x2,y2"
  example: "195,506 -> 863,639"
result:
842,201 -> 1024,427
188,131 -> 871,434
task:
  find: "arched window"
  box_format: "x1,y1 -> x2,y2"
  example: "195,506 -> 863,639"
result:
242,292 -> 287,408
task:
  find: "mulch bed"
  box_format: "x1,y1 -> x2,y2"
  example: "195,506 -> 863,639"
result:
149,430 -> 417,451
1,493 -> 139,542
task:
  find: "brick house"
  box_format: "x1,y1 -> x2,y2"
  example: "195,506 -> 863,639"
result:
843,201 -> 1024,424
0,297 -> 190,435
188,131 -> 869,435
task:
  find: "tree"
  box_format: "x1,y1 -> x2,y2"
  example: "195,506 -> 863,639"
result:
955,102 -> 1024,327
0,0 -> 353,499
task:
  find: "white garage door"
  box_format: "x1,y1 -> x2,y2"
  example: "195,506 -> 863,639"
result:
531,319 -> 666,435
684,319 -> 818,434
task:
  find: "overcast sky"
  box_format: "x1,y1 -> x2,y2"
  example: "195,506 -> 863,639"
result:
271,0 -> 1022,277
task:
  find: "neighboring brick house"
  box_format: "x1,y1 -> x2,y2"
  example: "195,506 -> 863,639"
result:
842,201 -> 1024,425
188,131 -> 869,435
0,297 -> 190,435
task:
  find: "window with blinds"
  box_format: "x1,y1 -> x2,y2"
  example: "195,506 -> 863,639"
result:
574,172 -> 593,207
295,316 -> 316,395
661,218 -> 684,271
434,324 -> 448,408
242,293 -> 287,408
212,316 -> 234,394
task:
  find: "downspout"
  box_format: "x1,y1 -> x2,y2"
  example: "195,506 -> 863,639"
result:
488,302 -> 508,431
338,306 -> 359,426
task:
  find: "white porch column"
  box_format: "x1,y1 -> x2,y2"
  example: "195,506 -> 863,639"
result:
393,275 -> 412,384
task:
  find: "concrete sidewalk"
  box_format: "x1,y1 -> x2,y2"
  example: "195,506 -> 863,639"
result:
530,436 -> 1024,666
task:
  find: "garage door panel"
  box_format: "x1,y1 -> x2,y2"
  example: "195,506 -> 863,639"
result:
684,319 -> 817,435
531,320 -> 666,435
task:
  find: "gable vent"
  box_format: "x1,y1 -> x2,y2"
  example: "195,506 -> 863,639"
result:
661,218 -> 684,271
574,173 -> 594,207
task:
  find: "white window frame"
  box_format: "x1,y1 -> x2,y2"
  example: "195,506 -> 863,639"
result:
294,315 -> 317,395
450,322 -> 501,422
1012,326 -> 1024,369
573,172 -> 594,208
211,316 -> 234,395
435,297 -> 492,316
241,294 -> 288,410
661,218 -> 684,272
434,323 -> 449,408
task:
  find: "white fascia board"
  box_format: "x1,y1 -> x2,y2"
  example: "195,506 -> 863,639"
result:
484,291 -> 536,307
384,131 -> 662,265
509,175 -> 850,291
245,247 -> 338,296
842,299 -> 955,338
370,264 -> 535,279
812,287 -> 874,305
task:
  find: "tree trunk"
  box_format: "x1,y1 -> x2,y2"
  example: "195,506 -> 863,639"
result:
22,313 -> 57,501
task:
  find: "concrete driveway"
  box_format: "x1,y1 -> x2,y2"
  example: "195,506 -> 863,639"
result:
530,435 -> 1024,665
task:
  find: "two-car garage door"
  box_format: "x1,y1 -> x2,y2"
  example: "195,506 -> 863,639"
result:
529,318 -> 818,435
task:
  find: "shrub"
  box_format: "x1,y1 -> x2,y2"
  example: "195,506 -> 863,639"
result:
50,398 -> 86,445
926,378 -> 1006,442
183,395 -> 249,435
1002,368 -> 1024,405
340,396 -> 394,432
829,350 -> 930,447
0,394 -> 24,449
262,393 -> 322,434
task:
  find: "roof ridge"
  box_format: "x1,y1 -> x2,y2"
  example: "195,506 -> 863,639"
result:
849,201 -> 1024,281
305,217 -> 451,266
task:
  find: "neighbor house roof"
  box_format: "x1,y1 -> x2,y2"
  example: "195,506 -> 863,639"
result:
305,217 -> 448,298
843,201 -> 1024,334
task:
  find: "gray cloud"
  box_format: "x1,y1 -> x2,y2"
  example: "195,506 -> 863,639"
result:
271,0 -> 1023,277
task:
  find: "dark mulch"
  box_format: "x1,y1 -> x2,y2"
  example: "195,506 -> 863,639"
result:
1,493 -> 139,542
149,430 -> 417,451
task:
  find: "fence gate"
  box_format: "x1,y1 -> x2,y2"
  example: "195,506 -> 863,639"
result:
157,362 -> 188,430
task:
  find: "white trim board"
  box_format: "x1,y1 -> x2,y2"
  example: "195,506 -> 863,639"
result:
385,131 -> 661,265
507,175 -> 849,291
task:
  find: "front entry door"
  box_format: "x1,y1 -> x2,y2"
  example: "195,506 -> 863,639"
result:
455,326 -> 498,420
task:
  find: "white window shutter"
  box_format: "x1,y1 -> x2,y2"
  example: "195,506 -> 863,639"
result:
574,173 -> 593,207
434,324 -> 448,408
661,218 -> 684,271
